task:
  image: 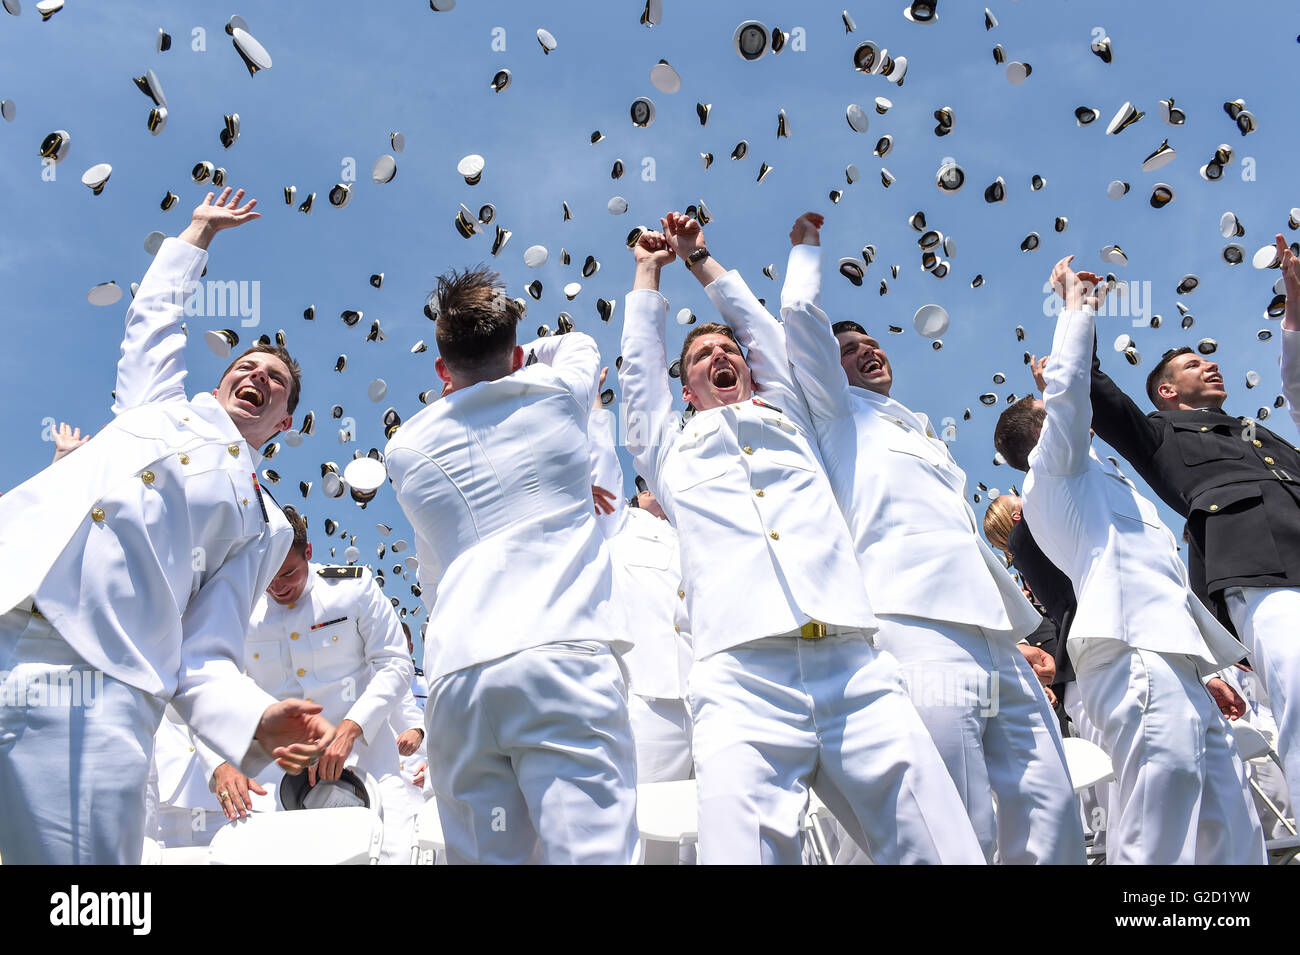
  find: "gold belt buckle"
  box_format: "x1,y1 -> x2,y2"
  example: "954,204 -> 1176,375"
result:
799,620 -> 827,640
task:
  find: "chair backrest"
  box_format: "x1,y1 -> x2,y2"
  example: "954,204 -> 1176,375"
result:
412,799 -> 445,865
208,807 -> 383,864
1061,737 -> 1116,792
1230,721 -> 1273,762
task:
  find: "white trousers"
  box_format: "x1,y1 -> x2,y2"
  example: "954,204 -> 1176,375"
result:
1063,681 -> 1114,848
0,608 -> 165,864
377,771 -> 427,865
874,615 -> 1084,864
1226,586 -> 1300,803
1073,641 -> 1265,865
629,694 -> 693,784
688,630 -> 986,865
426,641 -> 639,865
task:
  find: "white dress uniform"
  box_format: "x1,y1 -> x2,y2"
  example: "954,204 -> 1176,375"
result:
780,244 -> 1083,864
1222,327 -> 1300,802
385,332 -> 639,865
621,269 -> 984,865
0,237 -> 292,864
589,406 -> 694,784
150,707 -> 226,848
1023,305 -> 1265,865
243,563 -> 414,862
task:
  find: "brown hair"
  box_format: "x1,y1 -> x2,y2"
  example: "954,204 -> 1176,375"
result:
220,343 -> 303,415
994,395 -> 1047,472
1145,346 -> 1195,408
280,504 -> 309,556
432,265 -> 523,375
679,322 -> 742,378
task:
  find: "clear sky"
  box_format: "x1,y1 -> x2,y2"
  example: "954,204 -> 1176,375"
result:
1,1 -> 1296,650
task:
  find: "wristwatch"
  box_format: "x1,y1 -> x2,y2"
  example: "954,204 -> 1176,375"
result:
685,248 -> 711,270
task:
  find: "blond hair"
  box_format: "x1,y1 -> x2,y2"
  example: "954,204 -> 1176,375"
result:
982,495 -> 1019,559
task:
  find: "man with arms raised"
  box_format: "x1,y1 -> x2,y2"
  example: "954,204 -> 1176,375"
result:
994,256 -> 1264,864
781,212 -> 1082,864
0,190 -> 333,864
386,266 -> 637,864
620,212 -> 982,864
1089,234 -> 1300,804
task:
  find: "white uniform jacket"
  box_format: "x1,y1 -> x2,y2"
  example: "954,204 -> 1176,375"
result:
385,332 -> 626,683
1023,306 -> 1247,670
1279,328 -> 1300,437
0,237 -> 290,771
587,403 -> 692,700
243,564 -> 413,776
620,270 -> 877,660
781,244 -> 1041,639
154,706 -> 222,812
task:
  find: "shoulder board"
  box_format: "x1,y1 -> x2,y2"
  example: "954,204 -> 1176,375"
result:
317,566 -> 364,579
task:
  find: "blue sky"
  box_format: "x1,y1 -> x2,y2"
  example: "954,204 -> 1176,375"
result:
1,1 -> 1296,648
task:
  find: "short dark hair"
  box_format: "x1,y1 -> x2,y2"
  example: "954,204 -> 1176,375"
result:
832,320 -> 868,337
679,322 -> 742,377
220,343 -> 303,415
1145,346 -> 1195,408
994,395 -> 1046,472
432,265 -> 523,375
280,504 -> 309,556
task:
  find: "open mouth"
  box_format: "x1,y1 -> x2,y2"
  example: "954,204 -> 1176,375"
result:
1205,373 -> 1223,386
860,357 -> 883,375
711,365 -> 738,390
235,384 -> 265,408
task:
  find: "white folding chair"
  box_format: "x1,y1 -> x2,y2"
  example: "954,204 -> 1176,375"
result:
1061,737 -> 1115,864
208,807 -> 384,865
140,836 -> 163,865
636,779 -> 698,863
1061,737 -> 1115,793
1232,721 -> 1299,863
411,798 -> 446,865
158,845 -> 213,865
802,790 -> 838,865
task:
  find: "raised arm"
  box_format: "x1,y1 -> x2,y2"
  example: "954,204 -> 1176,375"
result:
780,212 -> 824,310
663,212 -> 803,418
1031,257 -> 1106,477
112,189 -> 260,414
780,214 -> 854,423
1086,325 -> 1161,471
520,330 -> 602,413
620,230 -> 679,482
1276,234 -> 1300,437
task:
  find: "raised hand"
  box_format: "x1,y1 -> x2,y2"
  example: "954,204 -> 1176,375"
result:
178,187 -> 261,251
789,212 -> 824,247
1030,355 -> 1049,394
1050,255 -> 1106,312
661,211 -> 706,258
631,229 -> 675,291
51,421 -> 90,464
633,229 -> 676,268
